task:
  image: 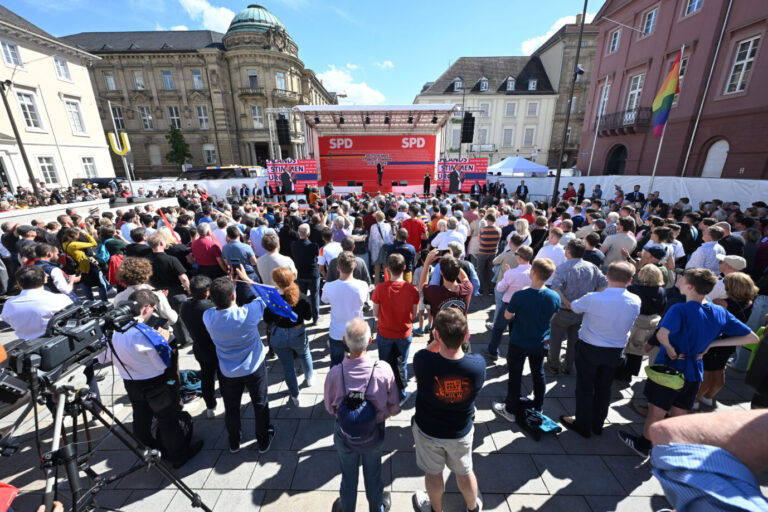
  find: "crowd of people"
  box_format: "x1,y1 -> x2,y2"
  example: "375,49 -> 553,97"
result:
2,179 -> 768,512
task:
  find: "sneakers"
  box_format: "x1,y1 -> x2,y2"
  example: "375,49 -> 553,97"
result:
289,395 -> 300,407
305,374 -> 316,387
259,425 -> 275,454
399,391 -> 414,408
412,490 -> 432,512
382,491 -> 392,511
266,348 -> 277,360
485,321 -> 495,331
229,431 -> 242,454
492,401 -> 515,422
480,349 -> 499,363
412,327 -> 425,336
618,430 -> 650,458
544,362 -> 560,375
205,407 -> 216,419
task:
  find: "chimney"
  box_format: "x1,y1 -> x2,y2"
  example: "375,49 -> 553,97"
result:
575,14 -> 583,25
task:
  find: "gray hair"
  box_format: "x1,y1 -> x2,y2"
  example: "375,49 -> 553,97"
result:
447,240 -> 464,257
197,223 -> 211,236
447,218 -> 458,230
333,216 -> 346,229
344,318 -> 371,355
298,223 -> 310,238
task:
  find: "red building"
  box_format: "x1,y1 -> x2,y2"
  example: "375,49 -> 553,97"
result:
577,0 -> 768,179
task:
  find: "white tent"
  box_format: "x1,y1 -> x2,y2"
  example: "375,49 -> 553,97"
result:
487,156 -> 549,176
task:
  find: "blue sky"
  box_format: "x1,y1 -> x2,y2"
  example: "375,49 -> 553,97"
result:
10,0 -> 605,104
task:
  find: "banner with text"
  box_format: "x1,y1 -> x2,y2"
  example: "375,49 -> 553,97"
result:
267,159 -> 318,192
437,158 -> 488,192
318,135 -> 437,184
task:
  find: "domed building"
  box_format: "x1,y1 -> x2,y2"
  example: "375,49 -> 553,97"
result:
62,4 -> 335,178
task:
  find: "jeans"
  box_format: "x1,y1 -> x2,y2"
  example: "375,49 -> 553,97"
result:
219,363 -> 270,448
198,360 -> 219,409
492,288 -> 505,323
548,309 -> 583,371
333,424 -> 385,512
376,334 -> 411,400
574,340 -> 623,434
506,344 -> 546,414
330,337 -> 348,367
476,254 -> 495,295
271,325 -> 314,397
297,276 -> 321,322
487,301 -> 510,356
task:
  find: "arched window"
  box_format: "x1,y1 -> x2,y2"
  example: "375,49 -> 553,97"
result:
479,77 -> 489,92
506,77 -> 515,91
701,139 -> 729,178
453,77 -> 463,92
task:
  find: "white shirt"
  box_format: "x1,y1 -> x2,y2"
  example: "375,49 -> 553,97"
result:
496,263 -> 532,302
212,227 -> 228,248
120,222 -> 138,241
321,278 -> 369,340
1,288 -> 73,340
572,288 -> 641,349
536,244 -> 567,285
431,229 -> 466,251
48,265 -> 73,294
107,322 -> 168,380
115,284 -> 178,325
707,279 -> 727,302
256,252 -> 297,287
319,241 -> 343,267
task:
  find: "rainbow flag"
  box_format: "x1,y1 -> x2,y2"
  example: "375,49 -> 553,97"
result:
652,51 -> 682,137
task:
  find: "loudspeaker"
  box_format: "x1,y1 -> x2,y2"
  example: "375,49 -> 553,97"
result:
400,181 -> 408,186
461,113 -> 475,144
347,180 -> 356,186
356,182 -> 363,186
276,116 -> 290,145
391,181 -> 398,186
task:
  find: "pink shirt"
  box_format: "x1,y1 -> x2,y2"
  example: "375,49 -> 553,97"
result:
496,263 -> 532,302
324,354 -> 401,423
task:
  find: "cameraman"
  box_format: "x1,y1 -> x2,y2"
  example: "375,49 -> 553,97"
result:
107,289 -> 202,468
1,266 -> 72,340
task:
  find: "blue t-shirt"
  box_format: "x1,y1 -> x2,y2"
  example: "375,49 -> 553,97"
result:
656,301 -> 751,382
506,287 -> 561,349
203,299 -> 266,378
222,241 -> 255,273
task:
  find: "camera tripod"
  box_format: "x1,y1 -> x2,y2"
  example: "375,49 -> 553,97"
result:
37,377 -> 212,512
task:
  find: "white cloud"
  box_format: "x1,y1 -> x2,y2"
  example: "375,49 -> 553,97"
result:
317,65 -> 385,105
373,60 -> 394,70
171,25 -> 190,30
345,63 -> 358,70
332,7 -> 358,24
521,13 -> 596,55
178,0 -> 235,32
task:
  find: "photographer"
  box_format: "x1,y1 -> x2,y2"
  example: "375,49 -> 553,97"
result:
107,289 -> 202,468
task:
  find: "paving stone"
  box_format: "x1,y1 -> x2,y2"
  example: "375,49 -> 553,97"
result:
506,494 -> 591,512
487,420 -> 565,455
172,449 -> 220,488
585,494 -> 671,511
276,393 -> 317,419
248,450 -> 299,490
290,450 -> 342,491
556,422 -> 637,456
532,454 -> 626,496
290,418 -> 335,451
212,489 -> 264,511
165,489 -> 221,511
601,455 -> 664,496
473,453 -> 548,494
118,489 -> 176,511
203,449 -> 259,489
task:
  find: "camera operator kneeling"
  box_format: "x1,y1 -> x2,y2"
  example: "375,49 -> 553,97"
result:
107,289 -> 203,468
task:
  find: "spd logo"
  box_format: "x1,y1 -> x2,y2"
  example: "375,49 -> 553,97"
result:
328,138 -> 353,149
402,137 -> 426,149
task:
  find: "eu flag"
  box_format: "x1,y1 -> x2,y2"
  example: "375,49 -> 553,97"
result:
250,283 -> 298,322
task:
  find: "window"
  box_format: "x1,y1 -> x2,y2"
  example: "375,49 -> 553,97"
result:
53,57 -> 71,80
625,73 -> 645,111
64,99 -> 86,134
133,71 -> 145,90
528,79 -> 537,91
251,106 -> 264,128
506,77 -> 515,91
725,36 -> 760,94
81,157 -> 96,178
454,78 -> 463,92
203,143 -> 217,164
523,127 -> 536,146
111,106 -> 125,130
168,106 -> 181,129
685,0 -> 702,15
148,144 -> 161,166
502,128 -> 514,147
247,70 -> 258,89
477,127 -> 488,145
674,56 -> 688,104
192,70 -> 203,90
479,77 -> 488,92
505,102 -> 517,117
526,101 -> 539,116
1,41 -> 21,67
478,103 -> 490,117
275,72 -> 286,90
103,71 -> 116,91
16,92 -> 42,130
162,70 -> 174,90
598,83 -> 611,117
642,8 -> 658,36
38,157 -> 59,184
608,29 -> 621,53
566,127 -> 572,144
139,106 -> 153,130
196,106 -> 209,130
451,128 -> 461,148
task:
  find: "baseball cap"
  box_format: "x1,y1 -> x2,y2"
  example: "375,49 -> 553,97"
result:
16,225 -> 35,237
288,202 -> 298,211
716,253 -> 747,271
646,245 -> 667,261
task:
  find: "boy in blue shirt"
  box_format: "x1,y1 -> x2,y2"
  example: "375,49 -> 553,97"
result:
619,268 -> 757,457
492,258 -> 561,421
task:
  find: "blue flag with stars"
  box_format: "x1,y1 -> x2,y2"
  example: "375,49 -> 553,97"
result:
250,283 -> 298,322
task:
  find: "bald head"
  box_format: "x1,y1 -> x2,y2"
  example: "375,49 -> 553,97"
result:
714,221 -> 731,235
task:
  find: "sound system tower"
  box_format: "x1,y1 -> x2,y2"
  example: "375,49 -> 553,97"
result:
276,116 -> 290,145
461,113 -> 475,144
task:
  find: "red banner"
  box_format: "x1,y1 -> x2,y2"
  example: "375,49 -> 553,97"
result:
267,159 -> 318,192
318,135 -> 437,184
437,158 -> 488,192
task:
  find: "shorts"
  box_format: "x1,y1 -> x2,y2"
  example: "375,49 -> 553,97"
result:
644,379 -> 700,411
412,420 -> 474,476
702,346 -> 736,372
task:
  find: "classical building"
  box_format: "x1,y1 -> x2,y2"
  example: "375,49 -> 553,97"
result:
0,6 -> 115,190
577,0 -> 768,179
413,57 -> 557,167
62,4 -> 335,179
533,16 -> 599,168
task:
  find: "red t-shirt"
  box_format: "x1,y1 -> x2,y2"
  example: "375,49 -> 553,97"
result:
372,280 -> 420,339
191,237 -> 222,266
402,217 -> 427,253
521,213 -> 536,225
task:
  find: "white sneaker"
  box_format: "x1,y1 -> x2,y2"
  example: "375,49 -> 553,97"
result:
205,408 -> 216,418
492,401 -> 516,422
305,374 -> 316,387
412,490 -> 432,512
471,495 -> 483,512
289,395 -> 300,407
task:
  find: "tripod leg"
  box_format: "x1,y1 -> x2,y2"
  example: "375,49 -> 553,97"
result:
43,391 -> 67,512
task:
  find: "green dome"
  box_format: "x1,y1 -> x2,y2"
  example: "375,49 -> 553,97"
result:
227,4 -> 286,34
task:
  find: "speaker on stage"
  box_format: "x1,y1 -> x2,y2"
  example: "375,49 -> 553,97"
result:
276,115 -> 290,145
400,181 -> 408,186
347,180 -> 356,186
461,113 -> 475,144
356,182 -> 363,186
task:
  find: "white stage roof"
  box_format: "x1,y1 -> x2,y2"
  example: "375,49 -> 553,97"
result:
295,104 -> 456,129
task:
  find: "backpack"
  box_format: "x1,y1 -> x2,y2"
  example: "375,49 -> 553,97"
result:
107,254 -> 124,286
95,239 -> 112,264
58,251 -> 79,275
336,361 -> 385,453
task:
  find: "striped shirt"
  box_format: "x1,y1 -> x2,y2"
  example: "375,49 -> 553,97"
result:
478,225 -> 501,256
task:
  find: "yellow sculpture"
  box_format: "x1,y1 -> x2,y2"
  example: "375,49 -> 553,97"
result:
108,132 -> 131,156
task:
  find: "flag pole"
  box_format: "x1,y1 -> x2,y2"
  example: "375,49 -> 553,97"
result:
587,78 -> 609,176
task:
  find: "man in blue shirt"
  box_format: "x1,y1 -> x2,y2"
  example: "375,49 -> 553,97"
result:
619,268 -> 757,458
203,277 -> 274,454
222,225 -> 259,304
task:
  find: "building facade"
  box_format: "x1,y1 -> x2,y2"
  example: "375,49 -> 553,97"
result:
63,4 -> 335,179
0,6 -> 115,191
577,0 -> 768,179
413,57 -> 557,167
533,16 -> 599,168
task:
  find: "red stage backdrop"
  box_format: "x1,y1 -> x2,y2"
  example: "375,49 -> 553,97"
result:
437,158 -> 488,192
318,135 -> 437,184
267,159 -> 318,192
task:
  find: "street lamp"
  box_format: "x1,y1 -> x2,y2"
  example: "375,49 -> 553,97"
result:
0,79 -> 40,196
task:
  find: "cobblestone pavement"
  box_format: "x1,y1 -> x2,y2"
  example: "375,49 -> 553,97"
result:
1,294 -> 765,511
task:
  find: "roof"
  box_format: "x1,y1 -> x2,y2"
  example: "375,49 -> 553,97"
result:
61,30 -> 224,53
295,104 -> 456,129
416,56 -> 555,96
532,23 -> 599,56
0,5 -> 98,59
227,4 -> 286,34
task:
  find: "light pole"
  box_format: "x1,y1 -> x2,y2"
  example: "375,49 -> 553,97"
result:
0,80 -> 40,196
551,0 -> 588,206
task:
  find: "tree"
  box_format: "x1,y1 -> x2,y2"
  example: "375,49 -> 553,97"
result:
165,125 -> 192,169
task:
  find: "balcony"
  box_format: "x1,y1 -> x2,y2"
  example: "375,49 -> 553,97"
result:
272,88 -> 299,101
239,87 -> 266,97
598,107 -> 651,136
470,143 -> 496,152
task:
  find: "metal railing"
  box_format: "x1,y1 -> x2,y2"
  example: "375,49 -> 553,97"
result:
239,87 -> 266,96
272,89 -> 299,101
598,107 -> 652,132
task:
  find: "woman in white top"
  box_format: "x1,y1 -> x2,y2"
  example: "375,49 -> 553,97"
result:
114,257 -> 178,326
368,211 -> 393,284
506,218 -> 531,248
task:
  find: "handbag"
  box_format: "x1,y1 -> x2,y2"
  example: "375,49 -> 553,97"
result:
745,327 -> 768,395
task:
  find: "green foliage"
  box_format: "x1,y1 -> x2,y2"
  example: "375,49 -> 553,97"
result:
165,126 -> 192,167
